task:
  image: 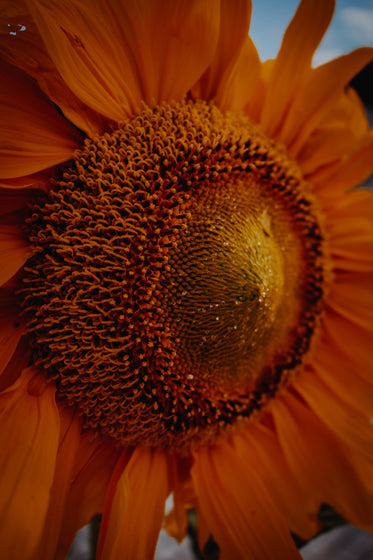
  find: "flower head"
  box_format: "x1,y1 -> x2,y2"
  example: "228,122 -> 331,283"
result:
0,1 -> 373,559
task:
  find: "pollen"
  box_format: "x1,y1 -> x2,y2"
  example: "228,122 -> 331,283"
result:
19,100 -> 326,452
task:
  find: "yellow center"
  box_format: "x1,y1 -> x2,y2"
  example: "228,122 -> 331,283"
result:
20,100 -> 325,452
165,181 -> 287,385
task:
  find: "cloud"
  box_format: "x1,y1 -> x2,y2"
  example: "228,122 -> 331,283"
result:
313,3 -> 373,67
312,46 -> 345,67
340,6 -> 373,44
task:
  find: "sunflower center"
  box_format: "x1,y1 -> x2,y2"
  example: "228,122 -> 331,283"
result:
20,100 -> 325,452
164,184 -> 287,385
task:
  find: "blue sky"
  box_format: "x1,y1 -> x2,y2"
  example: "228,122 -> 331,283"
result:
250,0 -> 373,66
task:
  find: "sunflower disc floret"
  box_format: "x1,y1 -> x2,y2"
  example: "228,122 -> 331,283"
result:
19,100 -> 326,452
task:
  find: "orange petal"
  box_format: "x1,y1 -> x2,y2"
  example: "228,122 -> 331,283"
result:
107,0 -> 221,105
194,507 -> 212,555
191,439 -> 301,559
97,447 -> 169,560
165,455 -> 193,542
0,338 -> 30,392
312,129 -> 373,196
327,272 -> 373,332
0,296 -> 24,376
0,187 -> 40,214
235,422 -> 318,539
0,223 -> 32,286
260,0 -> 335,136
297,88 -> 369,176
294,368 -> 373,467
216,36 -> 262,113
32,406 -> 82,560
280,48 -> 373,154
311,331 -> 373,418
243,59 -> 273,123
272,390 -> 373,530
18,0 -> 131,122
56,434 -> 121,560
327,188 -> 373,272
297,363 -> 373,502
0,172 -> 51,191
0,367 -> 60,558
27,0 -> 220,119
95,450 -> 131,558
325,310 -> 373,383
0,0 -> 107,137
192,0 -> 254,110
0,61 -> 82,179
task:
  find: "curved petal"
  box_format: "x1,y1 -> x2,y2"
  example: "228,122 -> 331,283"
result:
313,339 -> 373,418
0,187 -> 40,214
27,0 -> 220,120
244,59 -> 273,123
284,48 -> 373,155
312,129 -> 373,196
327,188 -> 373,272
0,223 -> 32,286
0,288 -> 24,376
235,423 -> 318,540
327,272 -> 373,332
0,61 -> 82,179
294,371 -> 373,470
0,337 -> 31,392
25,0 -> 132,121
105,0 -> 221,105
215,36 -> 262,113
0,0 -> 107,137
0,172 -> 51,191
97,447 -> 169,560
165,455 -> 193,542
192,439 -> 301,560
260,0 -> 335,136
272,391 -> 373,530
31,406 -> 82,560
0,367 -> 60,558
55,435 -> 120,560
325,311 -> 373,385
192,0 -> 253,107
297,88 -> 369,176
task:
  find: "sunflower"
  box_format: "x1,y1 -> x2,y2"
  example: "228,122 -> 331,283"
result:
1,0 -> 373,559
